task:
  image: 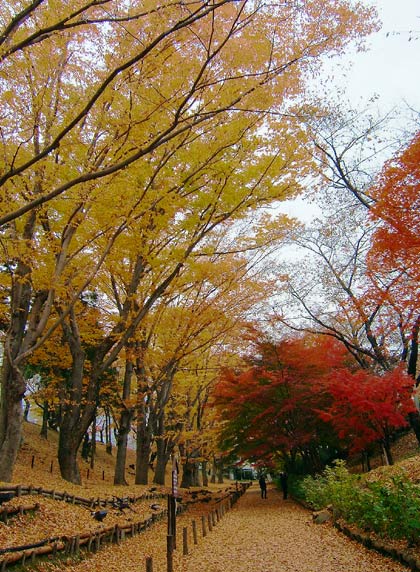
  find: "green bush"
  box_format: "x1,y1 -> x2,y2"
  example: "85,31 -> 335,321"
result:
363,473 -> 420,542
298,460 -> 359,511
299,461 -> 420,543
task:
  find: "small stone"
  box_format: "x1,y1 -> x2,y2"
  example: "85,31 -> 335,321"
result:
312,510 -> 332,524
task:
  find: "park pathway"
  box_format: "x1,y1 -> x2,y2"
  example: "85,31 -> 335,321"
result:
179,484 -> 408,572
37,483 -> 409,572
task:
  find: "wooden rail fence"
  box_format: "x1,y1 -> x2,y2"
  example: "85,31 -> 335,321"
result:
0,484 -> 165,509
0,482 -> 250,571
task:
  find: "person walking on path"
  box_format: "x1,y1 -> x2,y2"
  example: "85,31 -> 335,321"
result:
258,474 -> 267,498
280,471 -> 288,499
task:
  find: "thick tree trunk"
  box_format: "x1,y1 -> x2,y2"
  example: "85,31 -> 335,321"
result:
114,359 -> 134,485
153,409 -> 175,486
58,425 -> 82,484
0,356 -> 27,481
0,210 -> 52,481
154,436 -> 171,485
180,459 -> 195,488
217,462 -> 224,484
0,364 -> 25,481
56,320 -> 94,484
192,463 -> 201,487
136,429 -> 152,485
210,456 -> 217,483
58,395 -> 96,484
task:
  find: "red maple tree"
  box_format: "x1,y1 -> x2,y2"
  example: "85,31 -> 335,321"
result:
213,335 -> 350,470
318,366 -> 416,464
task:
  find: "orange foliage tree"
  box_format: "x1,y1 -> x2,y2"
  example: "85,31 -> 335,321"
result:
369,130 -> 420,281
368,131 -> 420,389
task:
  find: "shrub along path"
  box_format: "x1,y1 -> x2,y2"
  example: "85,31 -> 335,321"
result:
180,484 -> 408,572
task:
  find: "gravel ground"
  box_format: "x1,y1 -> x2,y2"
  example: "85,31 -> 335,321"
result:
179,484 -> 409,572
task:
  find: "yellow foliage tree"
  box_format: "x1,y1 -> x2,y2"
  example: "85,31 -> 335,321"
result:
0,1 -> 377,482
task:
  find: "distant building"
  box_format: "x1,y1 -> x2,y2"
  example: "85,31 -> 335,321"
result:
227,462 -> 257,481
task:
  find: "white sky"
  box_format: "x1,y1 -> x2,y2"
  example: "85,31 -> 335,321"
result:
280,0 -> 420,222
339,0 -> 420,110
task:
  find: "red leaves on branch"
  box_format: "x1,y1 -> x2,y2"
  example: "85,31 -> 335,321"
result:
369,130 -> 420,283
215,332 -> 417,462
214,335 -> 350,463
318,366 -> 416,454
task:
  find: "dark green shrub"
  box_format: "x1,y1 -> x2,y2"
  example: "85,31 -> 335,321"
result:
299,462 -> 420,544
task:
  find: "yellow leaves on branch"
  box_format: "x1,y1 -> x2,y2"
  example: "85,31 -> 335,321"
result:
0,0 -> 379,396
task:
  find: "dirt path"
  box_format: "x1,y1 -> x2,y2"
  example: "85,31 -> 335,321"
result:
179,484 -> 408,572
37,484 -> 409,572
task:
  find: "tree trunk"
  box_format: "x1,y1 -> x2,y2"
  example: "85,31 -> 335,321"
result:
201,461 -> 209,487
135,391 -> 154,485
114,406 -> 135,485
407,316 -> 420,444
56,318 -> 94,484
0,210 -> 49,482
58,423 -> 82,484
136,429 -> 152,485
192,463 -> 201,486
217,463 -> 224,484
105,408 -> 112,454
0,361 -> 25,481
153,409 -> 174,486
210,456 -> 217,483
0,354 -> 27,481
40,402 -> 49,439
114,359 -> 134,485
154,436 -> 171,485
90,415 -> 96,469
381,439 -> 393,466
180,458 -> 195,488
23,398 -> 30,422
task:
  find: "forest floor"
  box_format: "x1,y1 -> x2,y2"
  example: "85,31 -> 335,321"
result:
1,421 -> 420,571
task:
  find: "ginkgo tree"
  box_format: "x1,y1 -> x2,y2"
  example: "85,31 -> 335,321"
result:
109,233 -> 281,486
0,0 -> 377,482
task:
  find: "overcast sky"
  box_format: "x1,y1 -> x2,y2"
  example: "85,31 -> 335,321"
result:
280,0 -> 420,222
334,0 -> 420,110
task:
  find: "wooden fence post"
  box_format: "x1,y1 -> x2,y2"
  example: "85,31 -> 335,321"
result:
146,556 -> 153,572
183,527 -> 188,555
167,535 -> 174,572
201,515 -> 206,537
192,520 -> 198,545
